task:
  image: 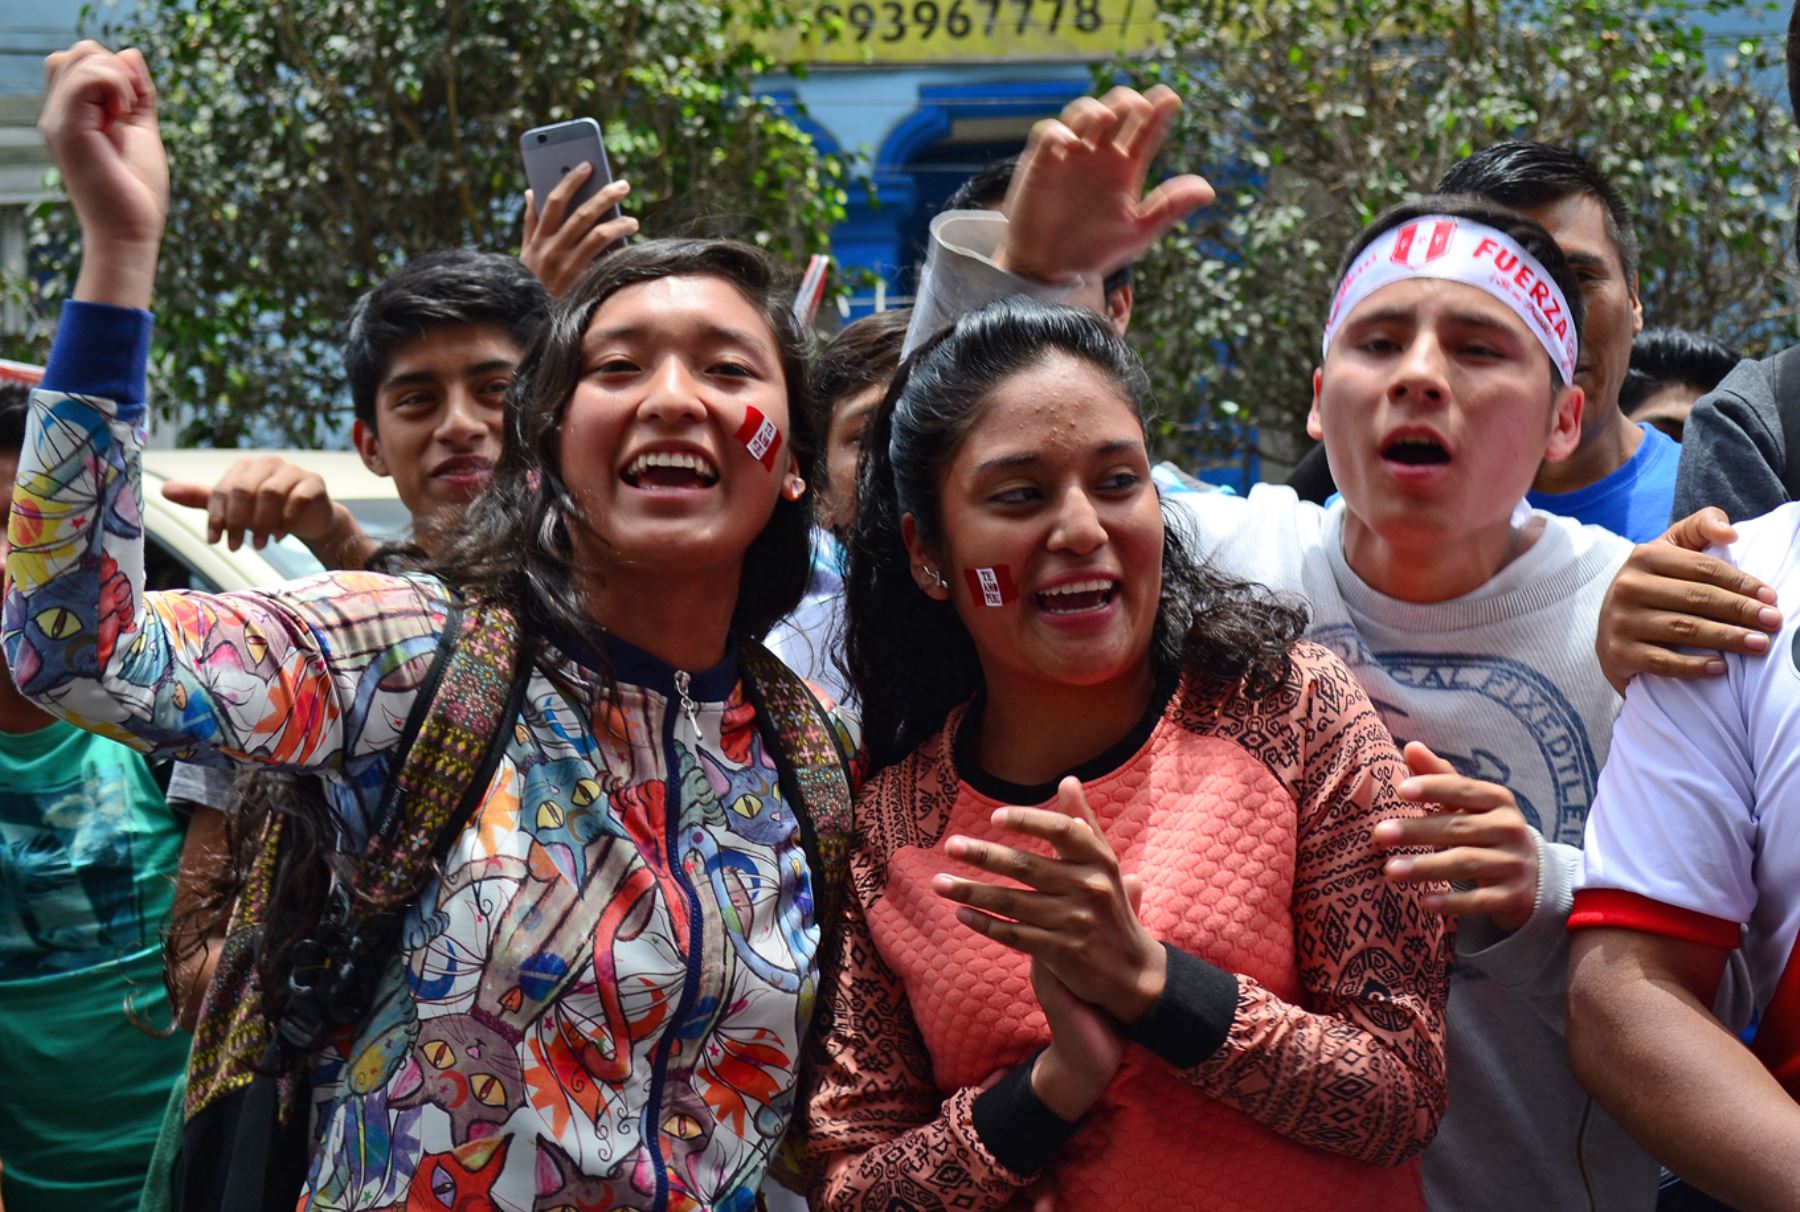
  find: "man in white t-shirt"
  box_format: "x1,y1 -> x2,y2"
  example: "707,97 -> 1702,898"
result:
1569,501 -> 1800,1209
903,86 -> 1684,1210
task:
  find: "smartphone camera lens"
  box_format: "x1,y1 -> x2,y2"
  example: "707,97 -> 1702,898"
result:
536,133 -> 547,143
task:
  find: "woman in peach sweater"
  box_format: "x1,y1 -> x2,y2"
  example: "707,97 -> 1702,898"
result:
801,298 -> 1451,1210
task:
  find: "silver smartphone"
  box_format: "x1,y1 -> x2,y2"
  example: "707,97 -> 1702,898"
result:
520,118 -> 621,227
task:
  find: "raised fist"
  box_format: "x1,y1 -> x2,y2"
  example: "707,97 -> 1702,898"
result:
40,41 -> 169,308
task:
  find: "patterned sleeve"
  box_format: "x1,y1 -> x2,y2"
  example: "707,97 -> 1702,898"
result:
2,305 -> 448,775
1172,645 -> 1451,1165
800,836 -> 1030,1209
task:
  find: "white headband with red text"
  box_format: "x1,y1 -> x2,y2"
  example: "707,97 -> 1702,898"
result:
1321,216 -> 1578,383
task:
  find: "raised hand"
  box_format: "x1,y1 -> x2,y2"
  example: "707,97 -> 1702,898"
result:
1595,506 -> 1782,693
161,455 -> 372,567
1374,742 -> 1537,932
520,165 -> 638,297
39,41 -> 169,309
934,776 -> 1167,1024
996,85 -> 1215,287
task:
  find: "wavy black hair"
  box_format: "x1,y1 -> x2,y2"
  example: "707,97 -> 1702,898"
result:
164,240 -> 816,1042
845,296 -> 1306,772
429,238 -> 818,650
342,249 -> 550,430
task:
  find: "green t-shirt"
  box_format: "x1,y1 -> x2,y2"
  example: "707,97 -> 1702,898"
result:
0,720 -> 189,1212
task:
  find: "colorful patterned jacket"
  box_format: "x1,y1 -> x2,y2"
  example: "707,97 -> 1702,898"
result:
2,302 -> 856,1212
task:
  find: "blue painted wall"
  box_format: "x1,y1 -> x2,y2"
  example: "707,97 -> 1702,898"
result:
761,64 -> 1093,311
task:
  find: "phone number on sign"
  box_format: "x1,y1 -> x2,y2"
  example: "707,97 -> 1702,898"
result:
816,0 -> 1107,42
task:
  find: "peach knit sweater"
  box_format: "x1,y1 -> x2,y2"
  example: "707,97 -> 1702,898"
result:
804,643 -> 1450,1210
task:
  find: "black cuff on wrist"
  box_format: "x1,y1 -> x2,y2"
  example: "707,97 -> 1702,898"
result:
1124,942 -> 1239,1067
971,1050 -> 1082,1176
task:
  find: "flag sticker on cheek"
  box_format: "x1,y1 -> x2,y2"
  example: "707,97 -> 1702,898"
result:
964,565 -> 1017,608
733,406 -> 783,472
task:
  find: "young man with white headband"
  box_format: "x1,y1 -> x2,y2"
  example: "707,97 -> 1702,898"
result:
898,86 -> 1691,1210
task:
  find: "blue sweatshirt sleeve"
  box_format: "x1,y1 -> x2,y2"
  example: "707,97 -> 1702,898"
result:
39,300 -> 154,420
3,301 -> 449,781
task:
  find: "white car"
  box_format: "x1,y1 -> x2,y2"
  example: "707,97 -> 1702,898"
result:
141,449 -> 409,591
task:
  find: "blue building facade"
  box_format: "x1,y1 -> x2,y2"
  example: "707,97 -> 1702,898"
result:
761,64 -> 1099,311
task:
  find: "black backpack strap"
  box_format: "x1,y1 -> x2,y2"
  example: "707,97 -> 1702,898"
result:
1762,346 -> 1800,500
738,640 -> 854,938
279,598 -> 528,1053
184,596 -> 529,1212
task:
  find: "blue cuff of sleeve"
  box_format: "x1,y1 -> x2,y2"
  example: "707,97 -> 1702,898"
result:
970,1050 -> 1080,1176
43,300 -> 153,419
1123,943 -> 1239,1067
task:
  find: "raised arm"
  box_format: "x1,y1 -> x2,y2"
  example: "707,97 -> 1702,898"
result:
5,45 -> 444,771
905,86 -> 1214,355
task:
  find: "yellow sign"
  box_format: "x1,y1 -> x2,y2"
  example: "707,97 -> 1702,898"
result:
756,0 -> 1165,63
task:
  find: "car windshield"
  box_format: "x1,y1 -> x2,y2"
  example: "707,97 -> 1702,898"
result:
255,498 -> 418,580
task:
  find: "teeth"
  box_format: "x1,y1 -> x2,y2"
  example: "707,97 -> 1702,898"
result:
1389,436 -> 1441,448
1039,579 -> 1115,597
625,451 -> 719,481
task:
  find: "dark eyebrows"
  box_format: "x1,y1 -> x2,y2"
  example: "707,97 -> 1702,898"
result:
379,358 -> 516,395
835,400 -> 880,426
1345,305 -> 1521,339
973,451 -> 1041,475
583,323 -> 773,354
972,438 -> 1146,477
1445,310 -> 1524,337
379,369 -> 444,393
1562,251 -> 1612,276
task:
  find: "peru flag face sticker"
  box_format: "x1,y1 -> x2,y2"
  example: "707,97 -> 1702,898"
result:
964,565 -> 1017,608
734,406 -> 783,472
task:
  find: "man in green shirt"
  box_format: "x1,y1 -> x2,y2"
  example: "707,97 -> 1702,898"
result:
0,381 -> 189,1212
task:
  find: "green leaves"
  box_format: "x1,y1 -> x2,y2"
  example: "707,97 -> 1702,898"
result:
1116,0 -> 1798,469
28,0 -> 847,445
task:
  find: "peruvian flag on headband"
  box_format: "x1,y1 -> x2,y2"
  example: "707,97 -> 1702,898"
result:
964,565 -> 1017,608
1322,215 -> 1578,383
734,406 -> 783,471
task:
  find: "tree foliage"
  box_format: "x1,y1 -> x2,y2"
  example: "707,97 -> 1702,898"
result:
29,0 -> 847,445
1117,0 -> 1798,465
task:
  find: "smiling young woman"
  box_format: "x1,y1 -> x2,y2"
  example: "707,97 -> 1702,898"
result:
10,59 -> 860,1206
799,298 -> 1451,1210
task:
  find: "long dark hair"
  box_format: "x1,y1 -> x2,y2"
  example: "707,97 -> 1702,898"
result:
845,297 -> 1307,772
431,238 -> 818,649
165,239 -> 818,1035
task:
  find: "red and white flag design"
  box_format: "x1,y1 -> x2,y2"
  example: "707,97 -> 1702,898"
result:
964,565 -> 1017,608
734,406 -> 783,471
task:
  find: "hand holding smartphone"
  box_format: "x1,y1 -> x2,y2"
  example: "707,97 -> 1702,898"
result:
519,118 -> 637,296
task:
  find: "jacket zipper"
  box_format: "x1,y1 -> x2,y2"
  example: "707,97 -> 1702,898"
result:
643,670 -> 706,1212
